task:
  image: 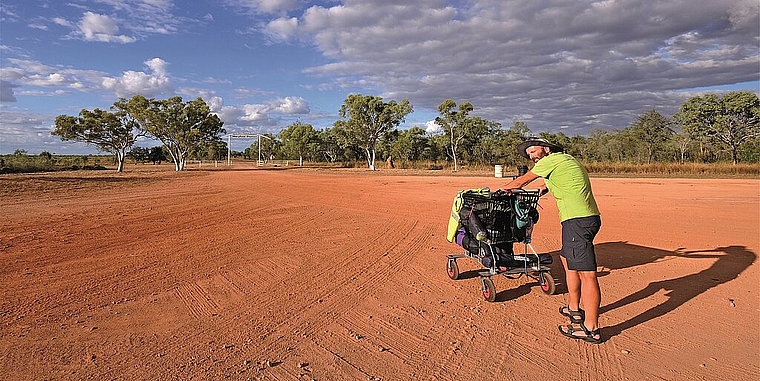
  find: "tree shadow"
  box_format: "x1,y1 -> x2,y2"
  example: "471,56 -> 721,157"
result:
589,243 -> 756,339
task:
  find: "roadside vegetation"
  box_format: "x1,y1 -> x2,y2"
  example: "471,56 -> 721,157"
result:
3,91 -> 758,176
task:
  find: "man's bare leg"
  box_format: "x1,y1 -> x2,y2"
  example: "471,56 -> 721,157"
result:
561,256 -> 581,311
578,271 -> 601,331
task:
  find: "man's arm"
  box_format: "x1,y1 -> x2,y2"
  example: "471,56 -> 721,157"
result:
503,170 -> 540,190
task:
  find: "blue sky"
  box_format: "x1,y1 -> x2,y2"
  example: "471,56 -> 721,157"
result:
1,0 -> 758,154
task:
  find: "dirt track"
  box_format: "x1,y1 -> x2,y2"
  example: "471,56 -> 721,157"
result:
1,167 -> 758,380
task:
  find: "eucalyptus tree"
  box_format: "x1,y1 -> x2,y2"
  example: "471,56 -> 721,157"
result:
280,121 -> 317,166
675,91 -> 760,164
315,128 -> 347,163
245,133 -> 281,162
393,126 -> 430,163
53,107 -> 142,172
627,109 -> 674,164
435,99 -> 482,171
335,94 -> 413,170
128,96 -> 225,171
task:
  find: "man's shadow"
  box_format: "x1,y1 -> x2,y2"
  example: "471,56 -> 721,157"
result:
549,242 -> 756,339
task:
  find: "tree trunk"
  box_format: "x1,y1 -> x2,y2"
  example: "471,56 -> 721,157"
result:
451,144 -> 458,172
365,148 -> 375,170
116,150 -> 125,172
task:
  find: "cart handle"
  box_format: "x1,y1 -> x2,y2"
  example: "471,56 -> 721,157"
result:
501,188 -> 543,196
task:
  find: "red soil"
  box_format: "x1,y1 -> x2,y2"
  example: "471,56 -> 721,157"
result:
1,166 -> 758,380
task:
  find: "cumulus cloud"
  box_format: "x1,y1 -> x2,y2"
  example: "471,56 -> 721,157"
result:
102,58 -> 173,98
423,120 -> 441,134
214,96 -> 310,130
267,96 -> 309,114
0,58 -> 108,94
239,96 -> 308,119
264,17 -> 299,41
77,12 -> 136,43
0,58 -> 174,98
284,0 -> 758,133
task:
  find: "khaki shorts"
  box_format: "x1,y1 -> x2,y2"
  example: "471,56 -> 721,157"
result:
560,215 -> 601,271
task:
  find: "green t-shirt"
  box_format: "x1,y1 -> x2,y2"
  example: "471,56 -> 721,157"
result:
531,152 -> 600,222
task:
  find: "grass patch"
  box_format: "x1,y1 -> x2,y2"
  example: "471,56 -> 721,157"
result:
0,154 -> 113,174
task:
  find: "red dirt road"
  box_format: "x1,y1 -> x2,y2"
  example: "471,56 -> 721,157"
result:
1,168 -> 758,380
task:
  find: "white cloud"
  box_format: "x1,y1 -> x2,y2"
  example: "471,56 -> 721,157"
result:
207,96 -> 224,113
52,17 -> 74,28
286,0 -> 758,133
213,96 -> 310,130
78,12 -> 136,43
264,17 -> 298,41
423,120 -> 441,134
101,58 -> 172,98
267,96 -> 309,114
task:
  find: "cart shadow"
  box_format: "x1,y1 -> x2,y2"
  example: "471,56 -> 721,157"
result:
454,270 -> 540,302
494,283 -> 533,302
454,270 -> 483,280
559,242 -> 757,340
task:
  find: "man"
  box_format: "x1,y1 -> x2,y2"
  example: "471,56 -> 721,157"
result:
503,137 -> 603,344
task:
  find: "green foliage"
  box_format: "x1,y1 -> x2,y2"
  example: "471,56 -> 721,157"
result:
336,94 -> 413,170
674,91 -> 759,164
192,140 -> 228,161
11,91 -> 757,176
280,121 -> 317,165
52,107 -> 142,172
314,128 -> 348,163
625,109 -> 674,164
121,95 -> 226,171
244,133 -> 281,162
435,99 -> 473,171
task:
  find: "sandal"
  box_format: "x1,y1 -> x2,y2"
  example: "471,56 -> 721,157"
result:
559,323 -> 602,344
559,306 -> 585,324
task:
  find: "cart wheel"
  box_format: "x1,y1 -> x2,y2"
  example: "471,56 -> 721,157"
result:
539,272 -> 556,295
481,277 -> 496,302
446,259 -> 460,280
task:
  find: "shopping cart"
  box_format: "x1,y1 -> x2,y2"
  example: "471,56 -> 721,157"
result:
446,188 -> 556,302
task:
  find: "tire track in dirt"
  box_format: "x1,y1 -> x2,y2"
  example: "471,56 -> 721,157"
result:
111,203 -> 427,377
179,216 -> 432,377
174,282 -> 220,320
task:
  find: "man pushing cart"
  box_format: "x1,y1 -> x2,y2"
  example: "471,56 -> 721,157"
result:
447,137 -> 604,344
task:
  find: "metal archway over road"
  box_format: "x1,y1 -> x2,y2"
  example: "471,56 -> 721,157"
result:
225,133 -> 272,166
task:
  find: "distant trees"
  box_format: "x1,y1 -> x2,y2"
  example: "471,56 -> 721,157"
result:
49,90 -> 759,172
250,91 -> 759,168
435,99 -> 473,172
244,133 -> 280,163
138,96 -> 225,171
627,110 -> 674,164
55,95 -> 226,171
335,94 -> 413,170
675,91 -> 759,164
53,107 -> 143,172
280,121 -> 317,166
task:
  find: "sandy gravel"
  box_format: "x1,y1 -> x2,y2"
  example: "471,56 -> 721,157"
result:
1,166 -> 758,380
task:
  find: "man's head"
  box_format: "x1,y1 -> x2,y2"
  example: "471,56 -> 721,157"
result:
517,137 -> 563,163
